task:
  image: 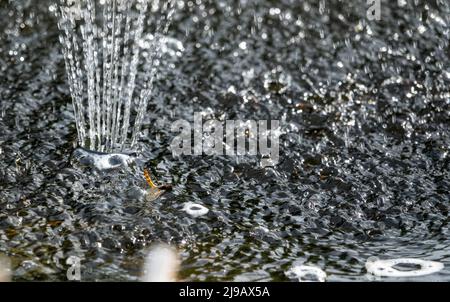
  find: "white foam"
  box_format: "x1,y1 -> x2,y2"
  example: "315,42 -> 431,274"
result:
287,265 -> 327,282
140,34 -> 185,57
182,202 -> 209,218
366,258 -> 444,278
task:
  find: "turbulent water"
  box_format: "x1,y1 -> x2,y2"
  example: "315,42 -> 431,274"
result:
0,0 -> 449,281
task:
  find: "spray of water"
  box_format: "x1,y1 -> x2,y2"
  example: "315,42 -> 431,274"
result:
56,0 -> 176,152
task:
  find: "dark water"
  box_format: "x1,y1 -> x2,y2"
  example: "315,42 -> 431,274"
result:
0,0 -> 449,281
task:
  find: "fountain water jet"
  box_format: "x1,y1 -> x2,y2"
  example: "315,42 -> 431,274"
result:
56,0 -> 176,153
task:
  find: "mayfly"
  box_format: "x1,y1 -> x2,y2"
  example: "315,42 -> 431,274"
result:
144,169 -> 172,202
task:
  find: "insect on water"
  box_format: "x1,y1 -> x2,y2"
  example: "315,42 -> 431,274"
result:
144,169 -> 172,202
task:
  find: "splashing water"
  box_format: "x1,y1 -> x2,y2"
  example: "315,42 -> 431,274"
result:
56,0 -> 176,152
2,0 -> 449,282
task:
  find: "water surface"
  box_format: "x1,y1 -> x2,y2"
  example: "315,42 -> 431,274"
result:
0,0 -> 449,281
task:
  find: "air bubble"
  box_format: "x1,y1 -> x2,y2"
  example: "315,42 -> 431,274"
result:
287,265 -> 327,282
366,258 -> 444,278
